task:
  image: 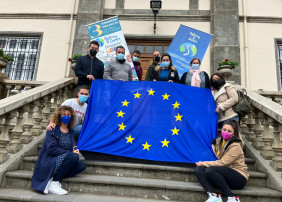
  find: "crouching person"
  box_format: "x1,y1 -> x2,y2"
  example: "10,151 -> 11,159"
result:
195,120 -> 248,202
32,106 -> 86,195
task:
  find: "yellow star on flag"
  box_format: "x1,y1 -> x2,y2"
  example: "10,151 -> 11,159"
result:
122,100 -> 130,107
172,101 -> 180,109
118,122 -> 126,131
148,89 -> 155,96
162,93 -> 170,100
175,113 -> 183,121
125,135 -> 135,144
161,138 -> 170,147
134,92 -> 141,99
116,110 -> 125,118
142,141 -> 151,151
171,127 -> 180,135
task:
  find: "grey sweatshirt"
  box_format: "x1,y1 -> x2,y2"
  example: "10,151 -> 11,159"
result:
103,59 -> 132,81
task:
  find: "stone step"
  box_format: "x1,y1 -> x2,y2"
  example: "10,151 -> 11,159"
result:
22,156 -> 264,187
5,170 -> 282,202
0,187 -> 175,202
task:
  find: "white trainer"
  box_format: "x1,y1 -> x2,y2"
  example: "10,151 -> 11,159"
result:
205,192 -> 222,202
48,181 -> 68,195
227,196 -> 240,202
43,178 -> 53,194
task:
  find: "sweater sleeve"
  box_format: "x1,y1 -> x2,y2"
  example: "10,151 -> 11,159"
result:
103,62 -> 113,80
218,86 -> 239,111
201,143 -> 241,167
174,70 -> 180,83
74,57 -> 87,79
45,129 -> 71,156
99,62 -> 104,79
128,65 -> 133,81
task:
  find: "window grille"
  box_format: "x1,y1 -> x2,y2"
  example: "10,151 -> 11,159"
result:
0,36 -> 40,80
278,43 -> 282,89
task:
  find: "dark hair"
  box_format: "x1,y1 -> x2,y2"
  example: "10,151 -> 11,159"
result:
78,85 -> 90,92
51,106 -> 76,129
89,40 -> 100,48
116,45 -> 125,52
222,120 -> 239,138
133,50 -> 141,55
210,72 -> 226,89
190,58 -> 201,66
161,53 -> 173,68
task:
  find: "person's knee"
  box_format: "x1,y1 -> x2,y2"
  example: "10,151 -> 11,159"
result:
195,166 -> 205,174
66,152 -> 79,162
205,166 -> 217,176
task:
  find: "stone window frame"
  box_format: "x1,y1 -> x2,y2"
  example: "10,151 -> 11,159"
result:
275,39 -> 282,91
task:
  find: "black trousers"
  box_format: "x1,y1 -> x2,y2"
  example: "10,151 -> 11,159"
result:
195,166 -> 247,197
53,153 -> 86,181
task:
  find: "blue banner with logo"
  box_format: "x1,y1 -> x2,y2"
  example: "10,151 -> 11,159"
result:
86,16 -> 139,80
167,25 -> 213,78
77,80 -> 218,163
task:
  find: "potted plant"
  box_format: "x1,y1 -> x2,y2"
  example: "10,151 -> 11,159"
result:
68,54 -> 82,71
217,59 -> 238,80
0,47 -> 14,80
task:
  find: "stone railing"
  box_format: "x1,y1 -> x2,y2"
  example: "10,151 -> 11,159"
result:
255,90 -> 282,105
0,78 -> 76,163
0,79 -> 48,99
238,87 -> 282,182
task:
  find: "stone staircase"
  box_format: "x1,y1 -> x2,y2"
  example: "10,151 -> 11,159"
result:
0,142 -> 281,202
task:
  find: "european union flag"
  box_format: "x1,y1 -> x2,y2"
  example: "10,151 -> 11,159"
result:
77,80 -> 218,163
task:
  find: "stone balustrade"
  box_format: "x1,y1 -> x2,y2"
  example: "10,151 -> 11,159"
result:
0,78 -> 76,163
255,90 -> 282,105
0,79 -> 48,99
240,88 -> 282,172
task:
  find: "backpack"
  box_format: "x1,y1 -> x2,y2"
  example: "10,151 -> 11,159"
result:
226,88 -> 251,118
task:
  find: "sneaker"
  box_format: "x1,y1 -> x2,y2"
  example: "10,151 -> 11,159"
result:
205,192 -> 222,202
48,181 -> 68,195
79,152 -> 85,161
227,196 -> 240,202
43,178 -> 53,194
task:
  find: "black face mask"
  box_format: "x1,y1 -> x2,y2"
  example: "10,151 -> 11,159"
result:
213,79 -> 225,89
154,56 -> 160,62
90,49 -> 97,57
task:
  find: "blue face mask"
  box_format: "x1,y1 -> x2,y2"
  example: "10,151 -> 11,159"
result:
191,64 -> 200,70
79,95 -> 88,103
161,62 -> 170,68
132,56 -> 139,62
61,116 -> 71,125
116,54 -> 125,60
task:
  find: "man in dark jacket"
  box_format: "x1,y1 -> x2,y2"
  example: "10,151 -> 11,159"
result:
75,41 -> 104,88
145,51 -> 161,81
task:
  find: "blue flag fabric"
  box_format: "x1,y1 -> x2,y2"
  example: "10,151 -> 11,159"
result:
77,80 -> 218,163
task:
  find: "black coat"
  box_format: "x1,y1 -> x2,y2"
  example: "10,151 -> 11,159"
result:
74,55 -> 104,86
180,71 -> 211,89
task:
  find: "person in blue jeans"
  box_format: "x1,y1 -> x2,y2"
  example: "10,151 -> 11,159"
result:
47,85 -> 89,141
32,106 -> 86,195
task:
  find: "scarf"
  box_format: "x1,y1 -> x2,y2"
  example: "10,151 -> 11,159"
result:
190,69 -> 201,87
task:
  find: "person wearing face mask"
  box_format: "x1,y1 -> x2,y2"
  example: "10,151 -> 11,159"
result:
152,53 -> 179,82
75,41 -> 104,88
103,45 -> 132,81
195,120 -> 248,202
32,106 -> 86,195
180,58 -> 210,88
132,50 -> 143,81
210,73 -> 239,129
46,85 -> 90,141
145,51 -> 161,81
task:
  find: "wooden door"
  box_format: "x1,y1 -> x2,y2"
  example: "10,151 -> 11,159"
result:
127,40 -> 171,81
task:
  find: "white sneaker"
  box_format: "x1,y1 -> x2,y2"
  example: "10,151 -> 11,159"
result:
43,178 -> 53,194
205,192 -> 222,202
227,196 -> 240,202
48,181 -> 68,195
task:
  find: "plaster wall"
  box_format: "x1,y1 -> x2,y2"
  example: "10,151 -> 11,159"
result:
124,0 -> 189,10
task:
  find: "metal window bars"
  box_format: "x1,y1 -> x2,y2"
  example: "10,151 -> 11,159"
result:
0,37 -> 40,81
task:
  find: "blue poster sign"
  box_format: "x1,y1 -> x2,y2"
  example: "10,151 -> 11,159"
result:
167,25 -> 213,77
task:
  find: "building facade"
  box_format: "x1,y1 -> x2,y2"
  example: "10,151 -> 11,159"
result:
1,0 -> 282,91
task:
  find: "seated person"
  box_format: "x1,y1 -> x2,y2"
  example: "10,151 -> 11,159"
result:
153,53 -> 179,82
195,120 -> 248,202
32,106 -> 86,195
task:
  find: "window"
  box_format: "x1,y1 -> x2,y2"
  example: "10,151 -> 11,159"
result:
0,36 -> 40,80
278,43 -> 282,89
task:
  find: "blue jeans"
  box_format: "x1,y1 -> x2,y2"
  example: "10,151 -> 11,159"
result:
218,116 -> 239,129
74,125 -> 82,141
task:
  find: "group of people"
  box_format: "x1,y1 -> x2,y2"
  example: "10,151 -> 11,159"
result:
31,41 -> 247,202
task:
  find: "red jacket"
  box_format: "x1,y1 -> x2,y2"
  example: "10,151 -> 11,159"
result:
133,61 -> 143,81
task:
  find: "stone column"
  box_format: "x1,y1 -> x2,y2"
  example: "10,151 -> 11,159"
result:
69,0 -> 105,77
210,0 -> 241,84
